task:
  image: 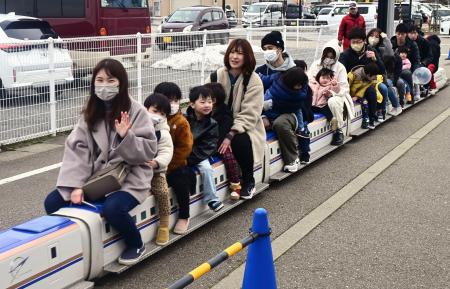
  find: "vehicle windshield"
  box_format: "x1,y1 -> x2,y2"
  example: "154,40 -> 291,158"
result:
439,10 -> 450,17
247,5 -> 267,13
318,8 -> 332,15
2,20 -> 58,40
167,10 -> 201,23
226,10 -> 236,17
334,6 -> 369,15
101,0 -> 148,8
287,6 -> 300,13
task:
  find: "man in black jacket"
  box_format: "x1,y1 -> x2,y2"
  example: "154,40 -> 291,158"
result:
426,34 -> 441,94
407,25 -> 433,67
339,27 -> 386,75
391,23 -> 422,102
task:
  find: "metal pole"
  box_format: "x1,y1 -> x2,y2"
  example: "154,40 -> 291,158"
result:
200,30 -> 207,85
386,0 -> 395,37
222,0 -> 225,13
296,18 -> 299,48
136,32 -> 143,104
48,37 -> 56,136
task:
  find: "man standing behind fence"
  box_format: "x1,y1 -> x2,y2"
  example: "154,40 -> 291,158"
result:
338,3 -> 366,50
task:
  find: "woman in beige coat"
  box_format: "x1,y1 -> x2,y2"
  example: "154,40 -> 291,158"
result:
206,39 -> 265,200
44,59 -> 157,266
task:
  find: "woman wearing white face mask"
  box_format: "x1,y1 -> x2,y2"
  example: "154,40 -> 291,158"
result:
44,58 -> 157,266
366,28 -> 394,58
309,39 -> 355,146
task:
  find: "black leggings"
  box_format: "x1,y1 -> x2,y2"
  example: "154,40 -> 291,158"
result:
167,166 -> 192,219
231,133 -> 254,185
312,105 -> 333,121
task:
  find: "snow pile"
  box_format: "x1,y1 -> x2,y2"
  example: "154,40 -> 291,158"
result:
152,44 -> 263,71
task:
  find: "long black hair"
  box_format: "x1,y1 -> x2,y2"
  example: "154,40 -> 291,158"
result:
83,58 -> 131,131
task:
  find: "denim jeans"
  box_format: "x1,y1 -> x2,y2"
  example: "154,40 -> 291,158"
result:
196,159 -> 219,204
44,189 -> 143,248
380,81 -> 400,110
294,109 -> 304,131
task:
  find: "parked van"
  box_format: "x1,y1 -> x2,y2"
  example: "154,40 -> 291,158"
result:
242,2 -> 283,27
316,3 -> 377,26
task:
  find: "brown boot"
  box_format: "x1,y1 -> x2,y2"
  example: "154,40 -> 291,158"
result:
155,215 -> 170,245
230,182 -> 241,200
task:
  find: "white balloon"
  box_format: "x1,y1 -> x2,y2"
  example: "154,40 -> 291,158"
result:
412,67 -> 432,85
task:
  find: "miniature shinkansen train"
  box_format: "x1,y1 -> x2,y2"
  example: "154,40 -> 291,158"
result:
0,68 -> 447,289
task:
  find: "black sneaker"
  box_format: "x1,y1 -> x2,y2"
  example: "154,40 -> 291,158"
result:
118,245 -> 146,266
331,129 -> 344,146
361,118 -> 369,129
208,200 -> 224,212
240,181 -> 255,200
368,120 -> 375,130
295,128 -> 311,139
300,152 -> 310,164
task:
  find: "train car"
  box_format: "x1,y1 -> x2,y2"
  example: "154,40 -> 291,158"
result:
0,67 -> 447,288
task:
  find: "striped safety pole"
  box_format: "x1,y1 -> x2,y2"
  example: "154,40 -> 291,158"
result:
167,231 -> 259,289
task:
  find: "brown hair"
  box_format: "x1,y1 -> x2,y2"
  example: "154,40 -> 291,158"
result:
83,58 -> 131,131
367,28 -> 382,46
224,38 -> 256,77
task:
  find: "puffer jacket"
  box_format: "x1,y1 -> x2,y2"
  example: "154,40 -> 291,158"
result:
414,35 -> 433,67
167,111 -> 193,174
339,44 -> 386,76
427,34 -> 441,71
347,66 -> 383,103
185,107 -> 219,166
151,116 -> 173,175
338,13 -> 366,50
263,77 -> 309,117
309,79 -> 340,108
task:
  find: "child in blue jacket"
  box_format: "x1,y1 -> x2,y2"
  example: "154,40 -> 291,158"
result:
262,67 -> 310,138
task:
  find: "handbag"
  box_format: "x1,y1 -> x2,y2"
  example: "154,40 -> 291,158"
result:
82,162 -> 130,201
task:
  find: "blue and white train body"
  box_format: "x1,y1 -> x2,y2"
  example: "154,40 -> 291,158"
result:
0,68 -> 447,289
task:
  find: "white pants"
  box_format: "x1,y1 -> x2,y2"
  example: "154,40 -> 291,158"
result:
327,96 -> 345,129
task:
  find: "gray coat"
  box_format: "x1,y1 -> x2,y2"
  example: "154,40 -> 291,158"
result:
56,100 -> 157,203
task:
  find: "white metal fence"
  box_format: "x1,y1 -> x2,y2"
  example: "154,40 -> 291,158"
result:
0,22 -> 376,146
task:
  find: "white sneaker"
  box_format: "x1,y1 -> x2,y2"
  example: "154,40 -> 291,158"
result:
283,158 -> 300,173
429,89 -> 438,96
388,107 -> 402,116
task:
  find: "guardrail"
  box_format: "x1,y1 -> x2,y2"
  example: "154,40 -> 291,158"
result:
167,208 -> 277,289
0,21 -> 377,146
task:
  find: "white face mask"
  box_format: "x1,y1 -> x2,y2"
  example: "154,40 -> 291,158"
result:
264,49 -> 279,63
148,112 -> 163,125
322,57 -> 336,68
170,103 -> 179,115
368,36 -> 379,46
351,43 -> 364,52
95,85 -> 119,101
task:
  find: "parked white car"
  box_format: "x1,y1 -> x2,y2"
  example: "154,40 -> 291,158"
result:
0,13 -> 73,97
316,3 -> 377,26
440,16 -> 450,34
242,2 -> 283,27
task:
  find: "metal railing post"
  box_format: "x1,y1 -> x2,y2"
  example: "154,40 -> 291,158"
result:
200,30 -> 208,85
136,32 -> 143,103
283,25 -> 287,44
48,37 -> 56,136
296,18 -> 300,48
314,26 -> 323,60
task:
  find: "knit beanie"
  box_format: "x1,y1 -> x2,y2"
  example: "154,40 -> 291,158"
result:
261,31 -> 284,51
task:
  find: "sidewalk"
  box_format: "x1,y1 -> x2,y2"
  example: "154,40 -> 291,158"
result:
274,116 -> 450,288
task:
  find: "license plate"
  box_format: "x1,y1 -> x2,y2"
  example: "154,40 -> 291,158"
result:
163,36 -> 172,43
